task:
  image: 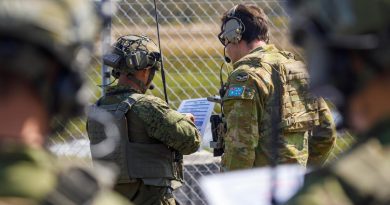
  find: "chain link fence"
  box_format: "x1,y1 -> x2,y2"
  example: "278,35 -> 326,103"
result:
49,1 -> 355,205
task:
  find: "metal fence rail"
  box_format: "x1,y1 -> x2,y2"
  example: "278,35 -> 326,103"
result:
49,1 -> 355,205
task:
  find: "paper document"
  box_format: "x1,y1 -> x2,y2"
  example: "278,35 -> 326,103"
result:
177,98 -> 215,137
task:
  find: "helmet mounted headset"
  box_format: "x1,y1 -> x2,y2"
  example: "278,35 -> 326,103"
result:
103,35 -> 161,92
103,35 -> 161,77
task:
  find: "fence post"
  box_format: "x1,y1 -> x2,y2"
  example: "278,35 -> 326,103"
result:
101,0 -> 112,96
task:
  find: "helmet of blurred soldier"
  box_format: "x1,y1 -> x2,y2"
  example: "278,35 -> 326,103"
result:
103,35 -> 161,78
0,0 -> 100,128
289,0 -> 390,112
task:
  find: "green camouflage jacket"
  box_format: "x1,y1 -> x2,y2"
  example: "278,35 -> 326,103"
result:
285,118 -> 390,205
221,44 -> 336,171
97,85 -> 201,187
101,85 -> 201,155
0,144 -> 132,205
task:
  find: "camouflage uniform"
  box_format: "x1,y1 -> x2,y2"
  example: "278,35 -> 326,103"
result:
285,119 -> 390,205
0,145 -> 131,205
221,44 -> 336,171
284,0 -> 390,204
0,0 -> 133,204
91,84 -> 201,205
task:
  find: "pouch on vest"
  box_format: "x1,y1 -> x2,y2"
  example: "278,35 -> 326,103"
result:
87,94 -> 176,184
263,52 -> 321,133
87,98 -> 135,184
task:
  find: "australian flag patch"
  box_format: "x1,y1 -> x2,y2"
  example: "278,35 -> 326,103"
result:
227,86 -> 245,97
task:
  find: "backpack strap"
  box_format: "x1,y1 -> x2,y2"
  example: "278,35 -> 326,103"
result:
113,93 -> 143,119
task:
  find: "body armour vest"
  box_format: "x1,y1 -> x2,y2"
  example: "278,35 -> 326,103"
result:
261,51 -> 321,134
87,93 -> 177,184
266,50 -> 336,166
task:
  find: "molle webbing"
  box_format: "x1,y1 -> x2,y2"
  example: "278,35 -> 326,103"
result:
88,93 -> 178,184
262,51 -> 320,132
126,143 -> 174,178
88,94 -> 142,184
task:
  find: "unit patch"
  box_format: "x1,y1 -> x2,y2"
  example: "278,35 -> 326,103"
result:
235,73 -> 249,82
227,86 -> 245,97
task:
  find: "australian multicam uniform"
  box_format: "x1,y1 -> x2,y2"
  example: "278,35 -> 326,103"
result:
221,44 -> 336,171
285,118 -> 390,205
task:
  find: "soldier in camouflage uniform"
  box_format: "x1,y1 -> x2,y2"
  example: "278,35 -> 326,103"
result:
284,0 -> 390,204
0,0 -> 132,204
217,4 -> 336,171
87,35 -> 201,205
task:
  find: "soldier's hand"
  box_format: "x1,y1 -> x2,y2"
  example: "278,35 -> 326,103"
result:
184,113 -> 195,123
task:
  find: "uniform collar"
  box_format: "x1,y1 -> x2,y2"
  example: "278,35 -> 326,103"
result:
105,84 -> 142,96
232,44 -> 278,69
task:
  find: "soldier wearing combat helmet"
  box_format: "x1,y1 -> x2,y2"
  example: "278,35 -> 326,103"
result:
0,0 -> 132,204
216,3 -> 336,171
285,0 -> 390,204
87,35 -> 201,205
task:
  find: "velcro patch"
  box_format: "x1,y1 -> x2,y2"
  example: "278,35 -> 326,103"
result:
227,86 -> 244,97
236,73 -> 249,82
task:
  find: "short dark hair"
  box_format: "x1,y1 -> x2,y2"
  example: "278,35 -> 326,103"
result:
221,4 -> 269,43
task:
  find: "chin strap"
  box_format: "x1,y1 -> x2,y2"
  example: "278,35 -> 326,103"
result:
126,69 -> 157,93
127,75 -> 147,93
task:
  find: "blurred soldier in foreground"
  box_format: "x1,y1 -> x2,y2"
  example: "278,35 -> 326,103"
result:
87,35 -> 201,205
285,0 -> 390,204
0,0 -> 132,204
216,3 -> 336,171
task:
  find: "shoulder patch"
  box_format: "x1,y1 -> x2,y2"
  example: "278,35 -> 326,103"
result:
235,73 -> 249,82
227,86 -> 245,97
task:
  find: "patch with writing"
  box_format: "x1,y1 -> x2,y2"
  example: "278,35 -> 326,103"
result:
227,86 -> 245,97
235,73 -> 249,82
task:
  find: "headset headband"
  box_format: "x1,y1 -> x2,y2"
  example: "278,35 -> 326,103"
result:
218,5 -> 245,46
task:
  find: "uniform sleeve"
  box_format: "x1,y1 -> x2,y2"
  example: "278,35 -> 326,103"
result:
284,170 -> 353,205
132,96 -> 201,155
307,98 -> 337,166
221,69 -> 265,171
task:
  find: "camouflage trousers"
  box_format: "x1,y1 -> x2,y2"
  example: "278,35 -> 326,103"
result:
114,180 -> 176,205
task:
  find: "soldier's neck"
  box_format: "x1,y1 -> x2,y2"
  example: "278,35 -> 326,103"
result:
118,74 -> 141,90
246,40 -> 267,54
0,84 -> 48,148
118,72 -> 149,93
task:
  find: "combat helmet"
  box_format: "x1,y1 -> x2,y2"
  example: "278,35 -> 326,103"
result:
0,0 -> 100,126
289,0 -> 390,110
103,35 -> 161,78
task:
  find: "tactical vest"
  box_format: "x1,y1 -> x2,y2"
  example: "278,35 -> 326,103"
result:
87,93 -> 177,184
262,51 -> 320,134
